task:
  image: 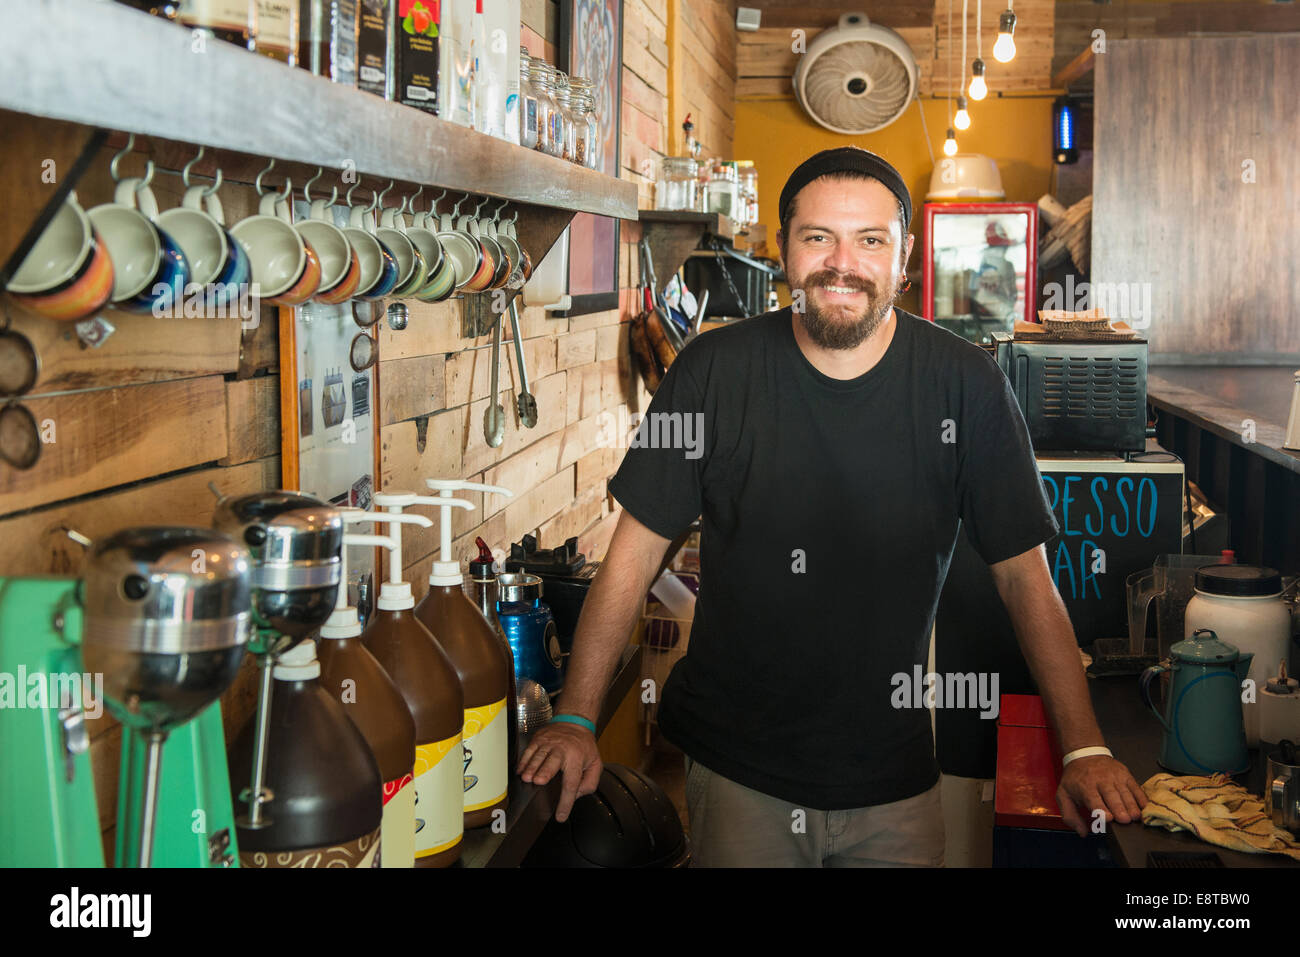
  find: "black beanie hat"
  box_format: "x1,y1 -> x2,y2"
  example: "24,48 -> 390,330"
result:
778,147 -> 912,232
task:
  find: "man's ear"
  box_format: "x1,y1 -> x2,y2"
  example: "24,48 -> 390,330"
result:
775,230 -> 785,268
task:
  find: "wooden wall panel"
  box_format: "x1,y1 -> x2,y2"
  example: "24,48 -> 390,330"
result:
0,376 -> 228,516
0,457 -> 279,577
1092,36 -> 1300,361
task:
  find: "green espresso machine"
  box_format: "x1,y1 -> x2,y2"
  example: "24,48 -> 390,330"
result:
0,527 -> 251,867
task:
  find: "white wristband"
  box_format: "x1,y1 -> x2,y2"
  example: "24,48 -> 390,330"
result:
1062,746 -> 1112,766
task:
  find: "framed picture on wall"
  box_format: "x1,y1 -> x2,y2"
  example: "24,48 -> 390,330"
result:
558,0 -> 624,316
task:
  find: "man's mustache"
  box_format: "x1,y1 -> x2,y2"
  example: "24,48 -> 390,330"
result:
802,271 -> 879,296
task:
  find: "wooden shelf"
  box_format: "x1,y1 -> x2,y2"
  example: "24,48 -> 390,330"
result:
0,0 -> 637,270
638,210 -> 734,283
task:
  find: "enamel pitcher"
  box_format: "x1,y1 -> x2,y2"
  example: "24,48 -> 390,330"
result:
1140,628 -> 1254,775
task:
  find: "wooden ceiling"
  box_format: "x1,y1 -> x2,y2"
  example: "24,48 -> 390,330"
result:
737,1 -> 1300,96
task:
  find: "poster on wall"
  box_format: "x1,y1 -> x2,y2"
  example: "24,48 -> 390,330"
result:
278,195 -> 379,612
559,0 -> 623,316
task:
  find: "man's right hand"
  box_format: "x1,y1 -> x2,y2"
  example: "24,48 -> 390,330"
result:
517,719 -> 603,823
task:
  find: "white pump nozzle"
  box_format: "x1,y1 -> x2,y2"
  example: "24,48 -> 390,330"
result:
321,509 -> 433,632
423,481 -> 513,586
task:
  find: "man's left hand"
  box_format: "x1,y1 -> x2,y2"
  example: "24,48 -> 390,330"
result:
1056,756 -> 1149,838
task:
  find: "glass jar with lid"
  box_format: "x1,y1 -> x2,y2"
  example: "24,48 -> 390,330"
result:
527,61 -> 559,155
552,75 -> 577,162
569,89 -> 591,168
737,161 -> 758,228
707,162 -> 738,219
656,157 -> 699,211
519,48 -> 539,150
569,78 -> 601,170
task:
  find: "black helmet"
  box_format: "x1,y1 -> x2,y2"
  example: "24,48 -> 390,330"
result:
522,764 -> 691,868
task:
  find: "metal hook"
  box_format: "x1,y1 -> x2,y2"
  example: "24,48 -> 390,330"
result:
450,193 -> 469,218
303,166 -> 325,204
376,180 -> 395,212
182,145 -> 205,188
134,159 -> 156,191
430,188 -> 447,215
404,185 -> 424,215
276,177 -> 292,203
109,133 -> 136,182
471,196 -> 489,218
201,167 -> 224,198
346,177 -> 365,207
255,157 -> 276,196
490,198 -> 509,221
503,208 -> 520,227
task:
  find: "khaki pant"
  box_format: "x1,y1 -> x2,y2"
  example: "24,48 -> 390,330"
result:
684,756 -> 945,868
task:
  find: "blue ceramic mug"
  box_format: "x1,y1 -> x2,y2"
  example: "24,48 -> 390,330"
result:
89,178 -> 189,316
157,186 -> 251,314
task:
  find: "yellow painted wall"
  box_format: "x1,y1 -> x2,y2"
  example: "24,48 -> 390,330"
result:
734,94 -> 1056,308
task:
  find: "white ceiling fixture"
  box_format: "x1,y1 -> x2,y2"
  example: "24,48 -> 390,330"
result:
792,12 -> 919,134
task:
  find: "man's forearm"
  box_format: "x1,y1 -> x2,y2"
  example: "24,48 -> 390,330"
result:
1005,581 -> 1106,754
554,514 -> 670,722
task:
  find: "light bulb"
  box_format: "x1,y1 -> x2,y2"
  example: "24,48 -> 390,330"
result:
943,129 -> 958,157
954,97 -> 971,130
968,59 -> 987,101
994,10 -> 1017,63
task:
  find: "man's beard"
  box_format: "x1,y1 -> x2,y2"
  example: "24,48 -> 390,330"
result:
794,268 -> 899,350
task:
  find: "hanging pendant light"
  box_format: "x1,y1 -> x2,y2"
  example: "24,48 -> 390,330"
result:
954,96 -> 971,130
942,0 -> 959,157
993,4 -> 1017,63
969,59 -> 987,100
968,0 -> 987,100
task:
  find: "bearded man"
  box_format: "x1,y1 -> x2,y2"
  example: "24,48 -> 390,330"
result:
518,147 -> 1146,867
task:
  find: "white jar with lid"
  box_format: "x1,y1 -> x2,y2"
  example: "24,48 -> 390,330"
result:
1184,564 -> 1292,747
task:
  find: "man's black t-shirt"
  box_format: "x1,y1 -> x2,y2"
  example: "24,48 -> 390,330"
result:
607,307 -> 1059,810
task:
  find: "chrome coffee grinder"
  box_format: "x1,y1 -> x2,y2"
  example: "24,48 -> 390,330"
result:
79,527 -> 252,868
212,489 -> 343,831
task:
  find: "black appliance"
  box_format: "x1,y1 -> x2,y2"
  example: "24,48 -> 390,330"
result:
521,764 -> 691,868
683,245 -> 780,319
505,534 -> 599,656
991,331 -> 1149,452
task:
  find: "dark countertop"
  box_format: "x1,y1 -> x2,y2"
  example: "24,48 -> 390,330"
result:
457,645 -> 642,868
1147,366 -> 1300,474
1090,673 -> 1298,868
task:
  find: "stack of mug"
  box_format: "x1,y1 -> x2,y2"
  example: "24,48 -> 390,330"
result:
8,162 -> 534,324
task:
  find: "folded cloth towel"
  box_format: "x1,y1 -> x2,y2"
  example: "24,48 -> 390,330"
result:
1141,773 -> 1300,861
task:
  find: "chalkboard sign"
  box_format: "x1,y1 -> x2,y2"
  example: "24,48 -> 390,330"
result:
1037,458 -> 1184,644
933,455 -> 1184,778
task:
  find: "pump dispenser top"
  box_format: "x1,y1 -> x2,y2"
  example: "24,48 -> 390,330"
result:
316,510 -> 427,869
364,492 -> 468,865
320,509 -> 431,638
412,479 -> 516,828
424,480 -> 513,585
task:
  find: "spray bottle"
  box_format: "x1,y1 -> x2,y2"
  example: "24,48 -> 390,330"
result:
317,510 -> 428,869
363,492 -> 469,866
413,479 -> 516,828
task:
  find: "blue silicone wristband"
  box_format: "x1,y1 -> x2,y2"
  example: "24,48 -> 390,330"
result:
550,714 -> 596,735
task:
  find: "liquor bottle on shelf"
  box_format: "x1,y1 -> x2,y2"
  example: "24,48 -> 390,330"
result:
256,0 -> 300,64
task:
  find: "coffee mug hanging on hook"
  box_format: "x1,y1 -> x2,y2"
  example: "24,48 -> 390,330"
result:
0,401 -> 41,470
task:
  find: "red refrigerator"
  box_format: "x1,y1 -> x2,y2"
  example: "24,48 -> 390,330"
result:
921,201 -> 1038,344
